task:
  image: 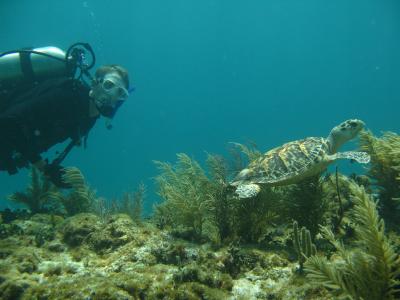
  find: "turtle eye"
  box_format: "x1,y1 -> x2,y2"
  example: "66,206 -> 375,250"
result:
349,121 -> 357,128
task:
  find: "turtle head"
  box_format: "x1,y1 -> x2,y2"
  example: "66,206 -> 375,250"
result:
327,119 -> 365,153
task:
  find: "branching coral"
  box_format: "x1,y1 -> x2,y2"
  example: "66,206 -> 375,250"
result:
359,130 -> 400,223
228,142 -> 263,166
153,151 -> 285,244
322,172 -> 364,236
8,166 -> 97,217
278,175 -> 331,237
107,183 -> 146,224
131,183 -> 145,223
154,153 -> 218,241
304,181 -> 400,300
227,143 -> 283,243
8,167 -> 59,214
292,221 -> 316,271
360,131 -> 400,177
205,154 -> 234,242
48,167 -> 97,216
233,187 -> 281,243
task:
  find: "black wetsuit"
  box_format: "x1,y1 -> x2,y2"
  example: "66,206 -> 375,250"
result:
0,78 -> 98,174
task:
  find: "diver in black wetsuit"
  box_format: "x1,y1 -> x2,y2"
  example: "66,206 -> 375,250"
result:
0,62 -> 131,188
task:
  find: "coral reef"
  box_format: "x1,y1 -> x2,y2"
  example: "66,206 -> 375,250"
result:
53,167 -> 98,215
206,154 -> 234,242
279,175 -> 330,237
2,130 -> 400,299
292,221 -> 316,271
0,212 -> 325,300
153,152 -> 288,245
304,181 -> 400,300
105,183 -> 146,225
61,213 -> 102,247
153,153 -> 221,242
359,130 -> 400,226
233,186 -> 282,243
8,167 -> 59,214
153,149 -> 348,248
7,166 -> 99,217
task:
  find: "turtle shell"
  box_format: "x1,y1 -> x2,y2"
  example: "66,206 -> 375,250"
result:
238,137 -> 330,185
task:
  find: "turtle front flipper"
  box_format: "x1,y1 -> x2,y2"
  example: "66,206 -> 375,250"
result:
235,183 -> 261,199
330,151 -> 370,164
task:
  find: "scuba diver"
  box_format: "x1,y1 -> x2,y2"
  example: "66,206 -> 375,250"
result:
0,43 -> 132,188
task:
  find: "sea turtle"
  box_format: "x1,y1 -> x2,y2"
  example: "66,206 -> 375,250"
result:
230,119 -> 370,199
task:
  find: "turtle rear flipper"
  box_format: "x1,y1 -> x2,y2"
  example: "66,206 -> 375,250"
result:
235,183 -> 261,199
330,151 -> 370,164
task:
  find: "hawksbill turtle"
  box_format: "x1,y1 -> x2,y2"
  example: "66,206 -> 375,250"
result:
230,119 -> 370,199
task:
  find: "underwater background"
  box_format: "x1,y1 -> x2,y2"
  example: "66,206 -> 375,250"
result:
1,0 -> 399,213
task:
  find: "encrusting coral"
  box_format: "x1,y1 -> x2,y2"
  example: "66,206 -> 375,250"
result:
0,210 -> 320,300
304,181 -> 400,300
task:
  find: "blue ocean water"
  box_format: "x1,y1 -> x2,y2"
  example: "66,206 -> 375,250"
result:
1,0 -> 399,213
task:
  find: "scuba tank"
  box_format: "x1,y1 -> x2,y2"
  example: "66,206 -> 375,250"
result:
0,46 -> 68,84
0,43 -> 96,112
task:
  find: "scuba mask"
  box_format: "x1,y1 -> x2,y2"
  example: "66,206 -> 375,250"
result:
100,76 -> 129,101
92,74 -> 129,118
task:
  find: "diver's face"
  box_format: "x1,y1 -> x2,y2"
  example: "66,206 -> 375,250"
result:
89,72 -> 128,109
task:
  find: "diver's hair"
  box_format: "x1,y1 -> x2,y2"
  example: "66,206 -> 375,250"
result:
95,65 -> 129,89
